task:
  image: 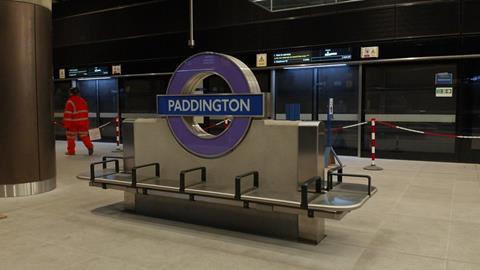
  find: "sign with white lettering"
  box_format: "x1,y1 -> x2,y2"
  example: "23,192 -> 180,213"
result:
273,48 -> 352,65
157,94 -> 264,117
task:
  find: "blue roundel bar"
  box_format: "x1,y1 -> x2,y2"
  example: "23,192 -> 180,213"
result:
157,94 -> 265,117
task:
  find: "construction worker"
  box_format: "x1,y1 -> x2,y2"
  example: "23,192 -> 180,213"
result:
63,87 -> 94,155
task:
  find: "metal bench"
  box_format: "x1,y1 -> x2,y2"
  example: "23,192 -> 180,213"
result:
89,159 -> 376,215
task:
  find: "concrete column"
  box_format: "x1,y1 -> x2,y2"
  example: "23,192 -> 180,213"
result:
0,0 -> 55,197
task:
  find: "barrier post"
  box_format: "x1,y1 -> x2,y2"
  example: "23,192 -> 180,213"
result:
116,117 -> 120,148
364,118 -> 383,171
112,116 -> 123,152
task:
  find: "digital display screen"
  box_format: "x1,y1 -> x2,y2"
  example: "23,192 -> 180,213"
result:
67,66 -> 110,78
273,48 -> 352,65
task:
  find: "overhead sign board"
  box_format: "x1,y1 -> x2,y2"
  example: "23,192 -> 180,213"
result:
157,94 -> 264,117
361,46 -> 379,58
67,66 -> 110,78
273,51 -> 311,65
272,48 -> 352,65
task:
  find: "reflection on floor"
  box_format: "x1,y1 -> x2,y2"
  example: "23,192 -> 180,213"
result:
1,141 -> 480,270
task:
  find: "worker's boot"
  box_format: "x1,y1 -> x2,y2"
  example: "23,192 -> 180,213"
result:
88,147 -> 94,156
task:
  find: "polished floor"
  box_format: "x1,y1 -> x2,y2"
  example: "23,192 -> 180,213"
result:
1,142 -> 480,270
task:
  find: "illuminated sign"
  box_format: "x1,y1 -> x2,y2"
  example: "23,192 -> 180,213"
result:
273,51 -> 311,64
157,94 -> 264,117
67,66 -> 110,78
273,48 -> 352,65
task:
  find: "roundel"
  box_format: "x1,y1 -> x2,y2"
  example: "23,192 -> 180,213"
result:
165,52 -> 262,158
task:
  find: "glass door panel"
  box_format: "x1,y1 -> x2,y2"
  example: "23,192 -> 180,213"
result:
363,63 -> 457,161
275,68 -> 314,120
316,65 -> 359,155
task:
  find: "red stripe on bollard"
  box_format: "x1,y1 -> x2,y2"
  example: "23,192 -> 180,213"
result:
115,117 -> 121,147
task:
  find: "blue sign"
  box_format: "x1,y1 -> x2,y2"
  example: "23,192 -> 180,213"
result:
157,94 -> 264,117
435,72 -> 453,85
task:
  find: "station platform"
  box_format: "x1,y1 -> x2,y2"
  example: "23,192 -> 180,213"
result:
0,142 -> 479,269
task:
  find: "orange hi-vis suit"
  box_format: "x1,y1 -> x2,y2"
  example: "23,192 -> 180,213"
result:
63,95 -> 93,154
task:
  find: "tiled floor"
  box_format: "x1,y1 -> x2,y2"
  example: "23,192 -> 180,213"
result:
1,142 -> 480,270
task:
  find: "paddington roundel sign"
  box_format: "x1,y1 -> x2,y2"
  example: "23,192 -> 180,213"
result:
157,52 -> 264,158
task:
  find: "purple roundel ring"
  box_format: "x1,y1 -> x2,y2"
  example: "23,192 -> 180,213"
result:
166,52 -> 261,158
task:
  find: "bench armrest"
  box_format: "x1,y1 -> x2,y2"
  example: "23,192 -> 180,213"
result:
300,176 -> 322,209
234,171 -> 259,200
180,167 -> 206,192
101,156 -> 134,169
132,163 -> 160,187
90,160 -> 120,183
328,173 -> 371,196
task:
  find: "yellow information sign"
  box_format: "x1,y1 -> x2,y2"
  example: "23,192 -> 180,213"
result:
256,53 -> 267,67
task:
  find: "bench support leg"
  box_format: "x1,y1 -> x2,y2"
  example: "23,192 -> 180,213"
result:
124,191 -> 136,211
298,214 -> 325,244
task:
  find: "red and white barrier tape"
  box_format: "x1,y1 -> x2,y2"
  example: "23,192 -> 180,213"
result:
376,120 -> 480,139
98,121 -> 112,129
332,121 -> 369,132
203,119 -> 231,131
53,120 -> 113,129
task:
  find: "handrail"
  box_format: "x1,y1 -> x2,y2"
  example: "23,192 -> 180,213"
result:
234,171 -> 259,200
328,173 -> 371,196
90,159 -> 119,183
300,176 -> 322,209
132,163 -> 160,187
180,167 -> 206,192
